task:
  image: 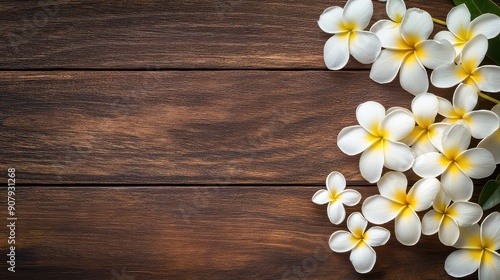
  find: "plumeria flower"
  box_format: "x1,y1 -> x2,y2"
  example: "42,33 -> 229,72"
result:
370,8 -> 455,95
413,123 -> 496,201
312,171 -> 362,224
478,104 -> 500,163
431,35 -> 500,93
434,4 -> 500,58
401,92 -> 450,156
362,172 -> 440,246
437,83 -> 499,139
422,188 -> 483,246
337,101 -> 415,183
329,212 -> 390,273
370,0 -> 406,47
318,0 -> 382,70
445,212 -> 500,280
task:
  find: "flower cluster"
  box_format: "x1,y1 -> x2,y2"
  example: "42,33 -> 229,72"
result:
313,0 -> 500,278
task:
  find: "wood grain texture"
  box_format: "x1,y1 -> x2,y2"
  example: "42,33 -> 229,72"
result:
0,0 -> 452,69
3,70 -> 492,185
0,186 -> 485,279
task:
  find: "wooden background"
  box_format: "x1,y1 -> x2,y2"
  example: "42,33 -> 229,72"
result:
0,0 -> 497,279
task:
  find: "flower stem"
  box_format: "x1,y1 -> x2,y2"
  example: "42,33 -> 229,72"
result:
432,18 -> 447,26
478,92 -> 500,104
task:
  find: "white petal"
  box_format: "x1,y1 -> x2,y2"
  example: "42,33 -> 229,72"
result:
461,35 -> 488,73
356,101 -> 386,134
446,4 -> 471,40
318,6 -> 345,34
441,164 -> 473,201
412,93 -> 439,128
455,223 -> 481,248
428,122 -> 450,152
481,212 -> 500,251
338,189 -> 362,206
453,83 -> 478,114
399,54 -> 428,94
433,187 -> 452,212
328,201 -> 347,225
370,19 -> 397,35
343,0 -> 373,30
439,216 -> 460,246
472,65 -> 500,93
402,125 -> 425,146
329,230 -> 357,252
364,226 -> 390,247
478,129 -> 500,164
493,104 -> 500,117
445,249 -> 481,277
377,171 -> 407,202
413,152 -> 449,178
437,96 -> 458,119
312,189 -> 330,205
380,108 -> 415,140
324,34 -> 350,70
370,49 -> 408,83
400,8 -> 433,45
479,250 -> 500,280
442,123 -> 471,157
422,210 -> 442,235
465,111 -> 500,139
411,134 -> 439,156
448,202 -> 482,227
431,63 -> 467,88
350,242 -> 376,274
383,140 -> 414,172
347,212 -> 368,238
362,195 -> 403,224
456,148 -> 495,179
434,30 -> 464,56
359,142 -> 385,183
415,40 -> 455,69
395,207 -> 421,246
407,177 -> 440,211
337,125 -> 378,155
349,31 -> 381,64
468,13 -> 500,39
386,0 -> 406,22
326,171 -> 346,193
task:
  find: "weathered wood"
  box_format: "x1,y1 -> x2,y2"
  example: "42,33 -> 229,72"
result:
3,70 -> 487,185
0,0 -> 452,69
0,186 -> 484,279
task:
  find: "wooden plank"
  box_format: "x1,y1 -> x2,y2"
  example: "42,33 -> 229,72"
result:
2,70 -> 484,185
0,0 -> 453,69
0,186 -> 484,279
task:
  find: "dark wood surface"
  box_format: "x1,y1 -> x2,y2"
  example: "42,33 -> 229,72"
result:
0,0 -> 495,279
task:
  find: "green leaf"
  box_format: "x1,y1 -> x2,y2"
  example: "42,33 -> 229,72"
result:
453,0 -> 500,65
478,178 -> 500,210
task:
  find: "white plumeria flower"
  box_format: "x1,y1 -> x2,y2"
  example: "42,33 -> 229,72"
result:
478,104 -> 500,163
370,8 -> 455,95
337,101 -> 415,183
445,212 -> 500,280
437,83 -> 499,139
362,172 -> 440,246
370,0 -> 407,47
318,0 -> 382,70
401,92 -> 450,156
329,212 -> 390,273
422,188 -> 483,246
431,35 -> 500,93
413,123 -> 496,201
434,4 -> 500,58
312,171 -> 362,224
